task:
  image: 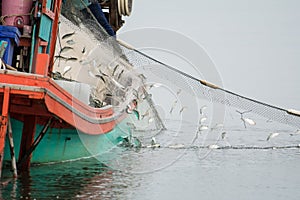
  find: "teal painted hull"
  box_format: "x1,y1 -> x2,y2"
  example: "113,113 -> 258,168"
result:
4,118 -> 130,164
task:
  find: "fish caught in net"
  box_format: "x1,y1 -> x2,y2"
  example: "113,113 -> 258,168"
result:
54,1 -> 167,134
117,41 -> 300,129
57,0 -> 300,135
50,2 -> 300,173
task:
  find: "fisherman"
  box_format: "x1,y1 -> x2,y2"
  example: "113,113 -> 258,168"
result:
126,99 -> 140,119
126,99 -> 138,112
64,0 -> 116,36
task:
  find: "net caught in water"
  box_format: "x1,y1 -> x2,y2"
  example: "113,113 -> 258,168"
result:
52,2 -> 300,173
58,1 -> 300,131
120,44 -> 300,129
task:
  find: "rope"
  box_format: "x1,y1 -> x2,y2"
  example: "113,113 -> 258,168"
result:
129,46 -> 288,113
0,4 -> 35,25
117,41 -> 300,128
141,144 -> 300,150
0,13 -> 32,25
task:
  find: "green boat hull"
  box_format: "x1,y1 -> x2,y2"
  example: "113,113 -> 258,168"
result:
4,118 -> 130,164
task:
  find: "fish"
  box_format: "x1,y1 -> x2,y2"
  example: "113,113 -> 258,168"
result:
176,89 -> 182,95
92,60 -> 97,68
66,39 -> 75,45
221,132 -> 226,140
132,109 -> 140,120
151,137 -> 156,146
88,70 -> 96,78
290,130 -> 300,136
62,66 -> 71,76
236,110 -> 255,128
199,125 -> 209,131
55,55 -> 78,62
60,46 -> 73,54
211,123 -> 224,130
199,116 -> 207,124
141,108 -> 150,119
148,83 -> 162,90
243,118 -> 256,125
147,144 -> 160,148
112,65 -> 119,76
148,117 -> 154,124
168,144 -> 185,149
241,117 -> 256,128
169,100 -> 178,114
95,74 -> 106,83
132,89 -> 141,100
66,57 -> 78,62
179,106 -> 187,115
98,69 -> 108,77
138,74 -> 146,80
55,55 -> 69,61
79,59 -> 90,65
82,47 -> 86,54
126,122 -> 136,130
266,132 -> 280,141
200,105 -> 207,115
111,78 -> 125,90
117,69 -> 124,80
96,64 -> 103,70
54,55 -> 77,63
62,31 -> 75,40
208,144 -> 219,149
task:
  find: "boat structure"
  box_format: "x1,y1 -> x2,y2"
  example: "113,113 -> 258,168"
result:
0,0 -> 164,178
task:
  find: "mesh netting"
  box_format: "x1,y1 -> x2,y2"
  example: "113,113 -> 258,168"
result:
59,1 -> 300,130
120,46 -> 300,129
57,1 -> 167,132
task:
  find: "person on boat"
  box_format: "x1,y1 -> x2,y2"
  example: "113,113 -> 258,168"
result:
64,0 -> 116,36
126,99 -> 140,120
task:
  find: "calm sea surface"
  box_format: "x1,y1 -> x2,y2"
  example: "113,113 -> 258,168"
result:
1,118 -> 300,200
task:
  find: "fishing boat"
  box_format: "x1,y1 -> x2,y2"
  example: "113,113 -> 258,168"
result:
3,0 -> 298,182
0,0 -> 157,177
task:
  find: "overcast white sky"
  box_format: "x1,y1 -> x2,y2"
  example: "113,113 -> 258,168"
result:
119,0 -> 300,110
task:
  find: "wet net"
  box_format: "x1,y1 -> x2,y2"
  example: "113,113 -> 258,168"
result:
120,45 -> 300,129
58,1 -> 300,132
56,1 -> 167,132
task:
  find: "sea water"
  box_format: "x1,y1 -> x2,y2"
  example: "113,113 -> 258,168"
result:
1,119 -> 300,200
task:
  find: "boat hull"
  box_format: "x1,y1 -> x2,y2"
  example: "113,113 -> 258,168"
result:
4,118 -> 129,164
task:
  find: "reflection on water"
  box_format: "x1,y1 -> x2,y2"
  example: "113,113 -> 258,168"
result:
1,159 -> 110,199
1,118 -> 300,199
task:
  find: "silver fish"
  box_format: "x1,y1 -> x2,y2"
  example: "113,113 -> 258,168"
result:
266,132 -> 279,141
66,39 -> 75,45
60,46 -> 73,54
112,64 -> 119,76
62,31 -> 75,40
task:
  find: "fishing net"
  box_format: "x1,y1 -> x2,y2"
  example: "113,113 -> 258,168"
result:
51,1 -> 300,173
55,1 -> 166,134
120,46 -> 300,129
57,0 -> 300,131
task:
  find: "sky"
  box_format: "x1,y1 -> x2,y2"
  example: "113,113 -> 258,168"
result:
118,0 -> 300,110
